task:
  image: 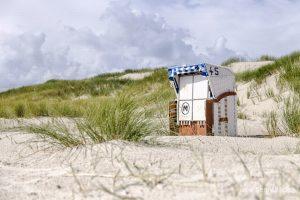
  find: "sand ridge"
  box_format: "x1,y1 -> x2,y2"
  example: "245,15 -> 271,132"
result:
0,131 -> 300,199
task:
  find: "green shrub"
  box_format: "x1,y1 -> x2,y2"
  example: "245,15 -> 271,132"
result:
238,112 -> 248,120
257,55 -> 276,61
0,105 -> 14,118
14,103 -> 26,117
52,102 -> 82,117
124,68 -> 152,73
29,102 -> 51,116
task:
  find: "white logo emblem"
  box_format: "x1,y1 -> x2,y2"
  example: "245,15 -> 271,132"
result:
181,102 -> 190,115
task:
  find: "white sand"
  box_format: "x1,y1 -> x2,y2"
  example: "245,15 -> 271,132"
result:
236,75 -> 280,120
228,61 -> 274,73
119,72 -> 152,80
73,94 -> 91,100
0,132 -> 299,200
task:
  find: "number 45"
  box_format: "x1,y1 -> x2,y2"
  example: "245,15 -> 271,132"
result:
209,66 -> 219,76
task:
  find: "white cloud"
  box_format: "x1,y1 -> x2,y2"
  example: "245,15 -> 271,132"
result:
98,1 -> 201,66
0,1 -> 204,91
1,0 -> 300,91
151,0 -> 300,57
205,36 -> 246,63
0,32 -> 47,90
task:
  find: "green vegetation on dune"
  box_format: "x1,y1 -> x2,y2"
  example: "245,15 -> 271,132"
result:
25,95 -> 155,147
257,55 -> 277,61
4,51 -> 297,118
222,54 -> 276,66
1,52 -> 299,140
1,68 -> 172,146
0,68 -> 153,101
237,52 -> 300,136
79,95 -> 153,142
283,97 -> 300,135
0,74 -> 132,99
236,51 -> 300,95
0,68 -> 174,119
221,57 -> 246,66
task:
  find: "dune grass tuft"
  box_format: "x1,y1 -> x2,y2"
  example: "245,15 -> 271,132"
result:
283,96 -> 300,136
265,111 -> 280,136
14,103 -> 26,117
29,101 -> 51,117
81,95 -> 153,142
24,95 -> 154,147
26,119 -> 85,147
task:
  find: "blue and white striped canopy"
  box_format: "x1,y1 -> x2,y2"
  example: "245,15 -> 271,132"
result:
168,63 -> 208,81
168,63 -> 208,93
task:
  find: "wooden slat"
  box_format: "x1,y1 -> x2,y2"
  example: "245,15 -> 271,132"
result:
169,100 -> 178,134
205,100 -> 214,136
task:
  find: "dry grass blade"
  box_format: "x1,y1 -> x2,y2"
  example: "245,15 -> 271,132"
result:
121,158 -> 174,189
97,182 -> 142,200
23,119 -> 85,148
192,151 -> 209,182
232,149 -> 251,179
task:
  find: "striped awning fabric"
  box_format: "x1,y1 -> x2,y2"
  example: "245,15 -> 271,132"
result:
168,63 -> 208,81
168,63 -> 208,93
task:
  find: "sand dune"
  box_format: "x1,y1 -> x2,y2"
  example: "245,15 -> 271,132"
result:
1,62 -> 299,199
228,61 -> 274,73
0,132 -> 299,199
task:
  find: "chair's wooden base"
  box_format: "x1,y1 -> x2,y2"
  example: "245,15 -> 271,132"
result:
179,121 -> 213,136
169,100 -> 214,136
179,122 -> 207,136
169,100 -> 178,133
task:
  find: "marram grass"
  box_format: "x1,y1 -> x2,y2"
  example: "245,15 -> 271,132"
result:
80,94 -> 153,142
283,96 -> 300,136
0,68 -> 173,119
23,95 -> 155,147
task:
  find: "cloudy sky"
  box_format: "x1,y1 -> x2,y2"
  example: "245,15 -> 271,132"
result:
0,0 -> 300,91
